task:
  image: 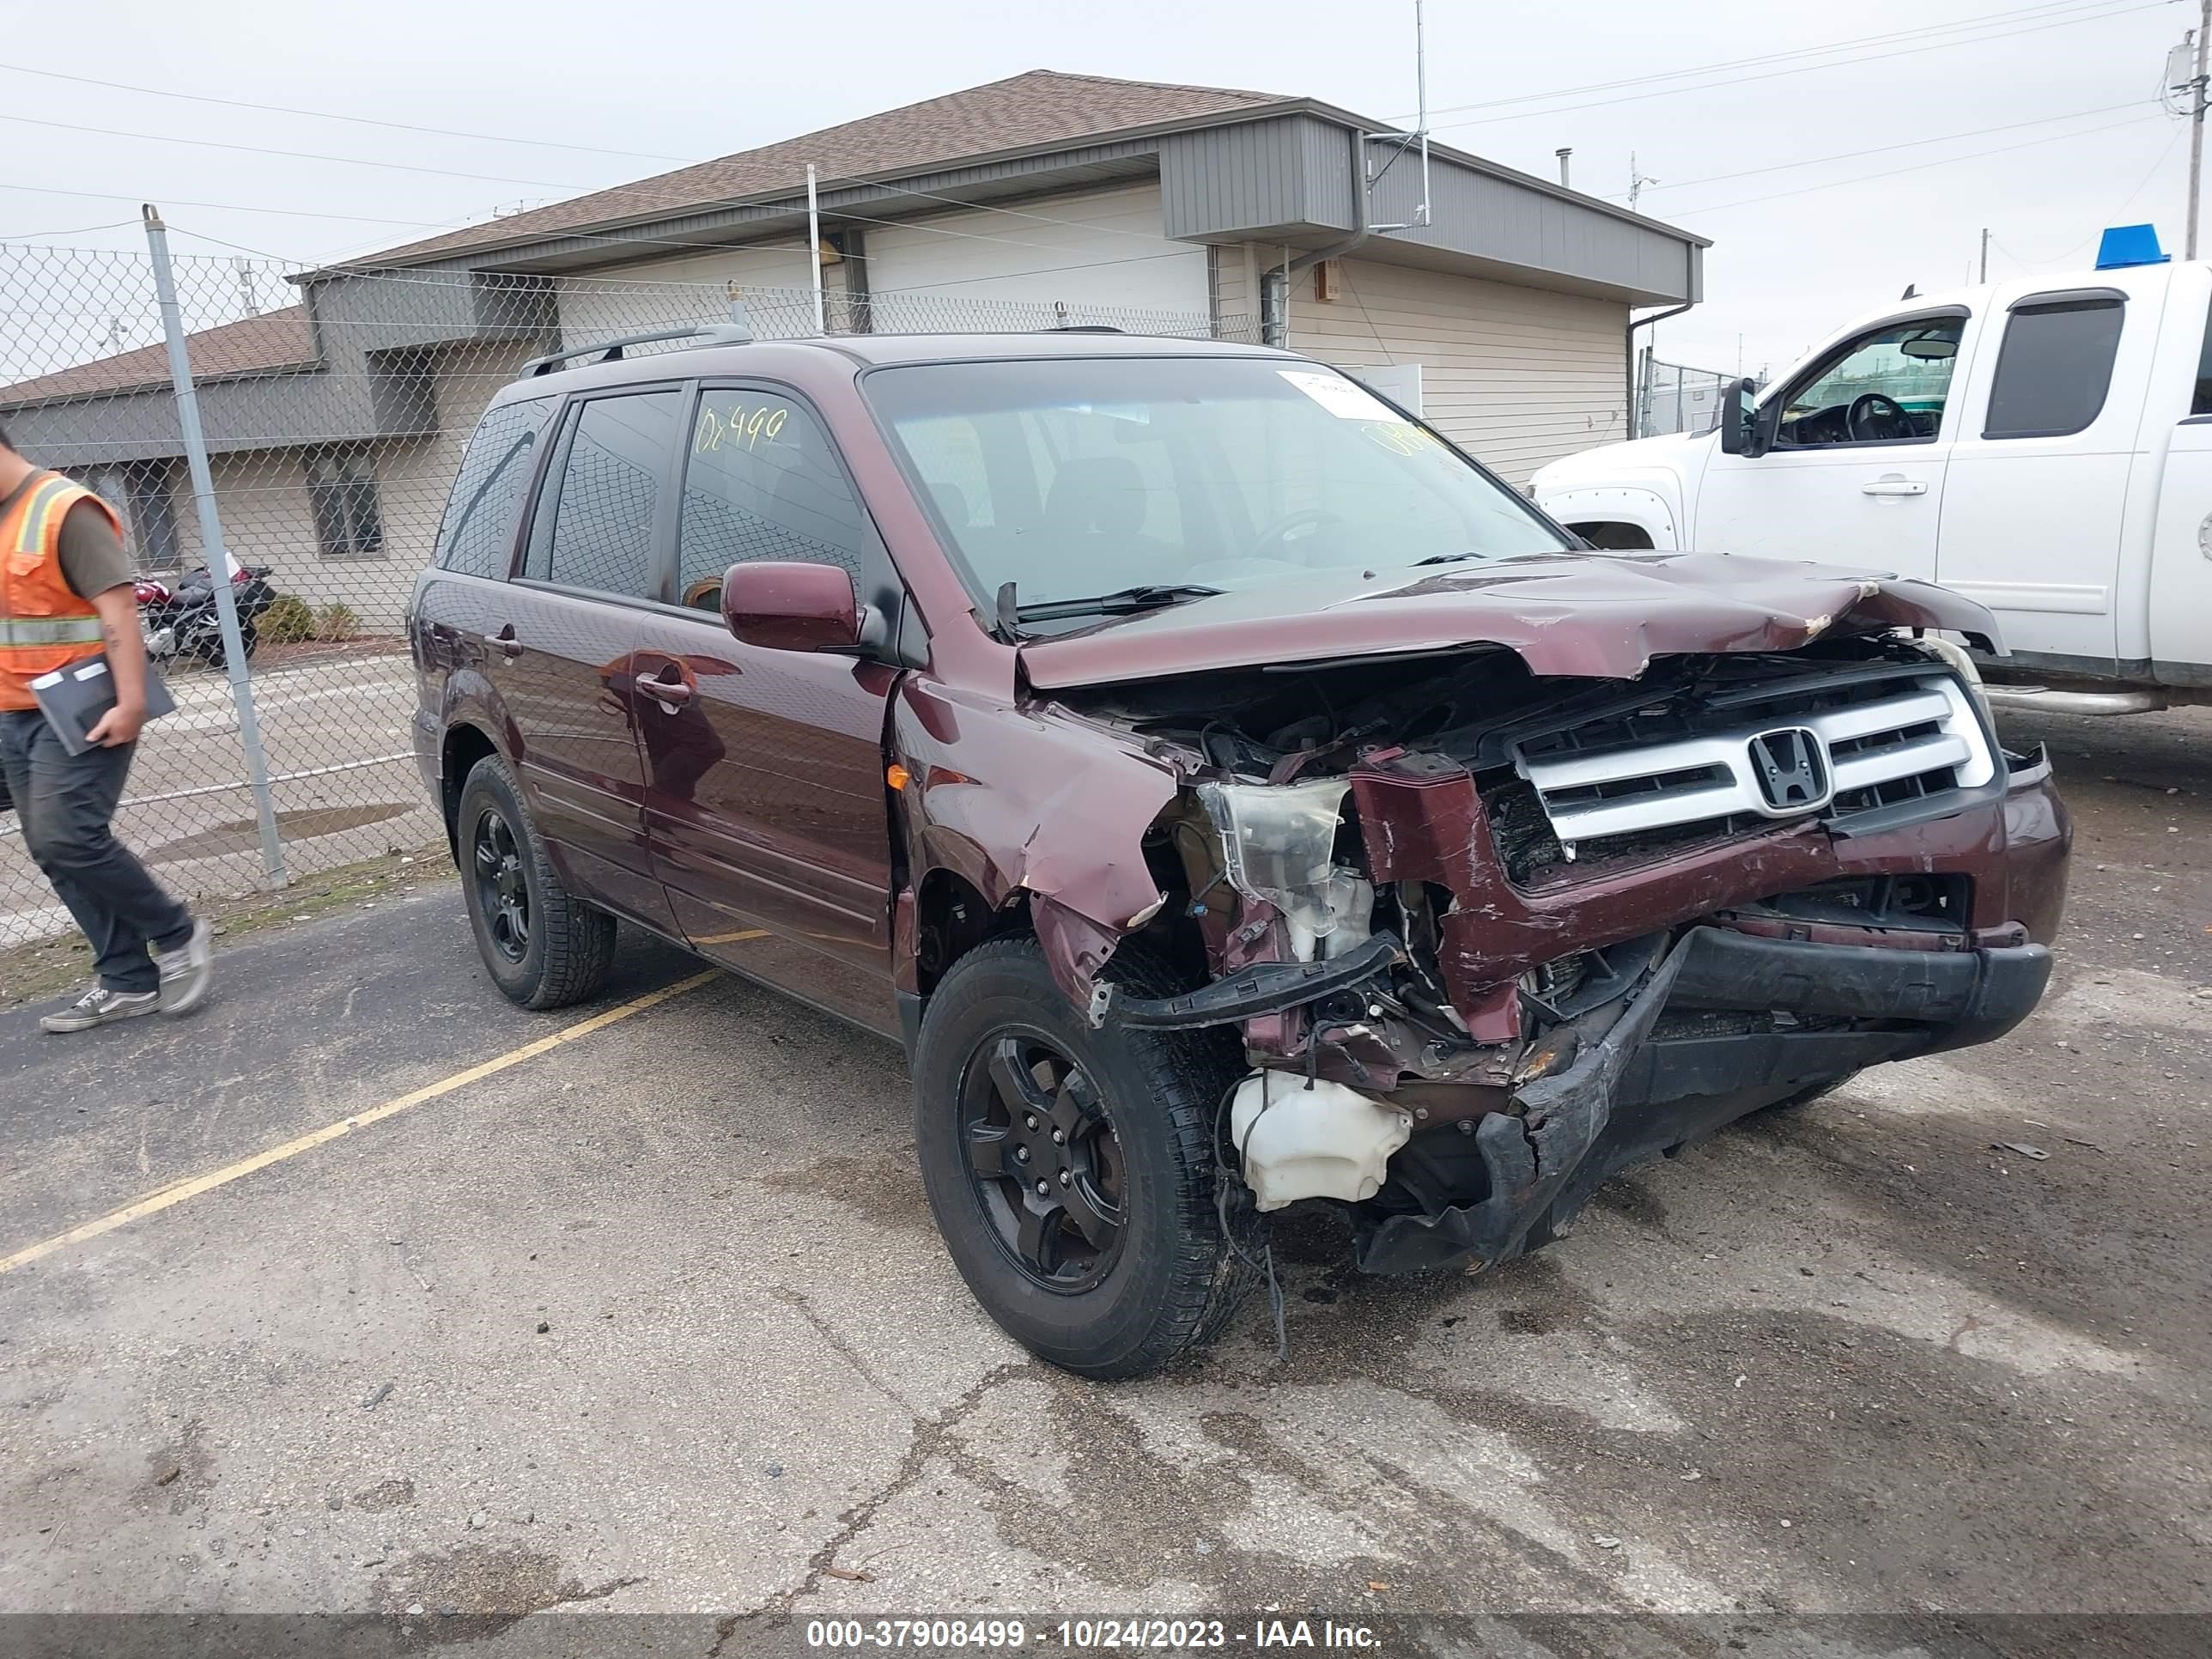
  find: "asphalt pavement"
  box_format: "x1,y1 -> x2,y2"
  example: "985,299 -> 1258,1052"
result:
0,707 -> 2207,1656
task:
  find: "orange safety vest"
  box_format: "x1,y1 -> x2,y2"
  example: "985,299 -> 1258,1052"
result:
1,471 -> 122,712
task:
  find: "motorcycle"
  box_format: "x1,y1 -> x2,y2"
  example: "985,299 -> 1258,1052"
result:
137,563 -> 276,670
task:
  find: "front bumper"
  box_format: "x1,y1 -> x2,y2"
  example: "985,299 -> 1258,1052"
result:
1353,927 -> 2051,1275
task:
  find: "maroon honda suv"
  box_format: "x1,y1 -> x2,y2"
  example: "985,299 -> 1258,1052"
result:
410,328 -> 2069,1378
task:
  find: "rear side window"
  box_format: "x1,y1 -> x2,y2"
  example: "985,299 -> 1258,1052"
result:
2192,295 -> 2212,416
675,387 -> 876,610
523,390 -> 682,599
434,396 -> 553,577
1984,298 -> 2124,439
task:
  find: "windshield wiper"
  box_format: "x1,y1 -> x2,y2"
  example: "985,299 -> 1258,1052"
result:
1411,551 -> 1489,567
1013,583 -> 1224,623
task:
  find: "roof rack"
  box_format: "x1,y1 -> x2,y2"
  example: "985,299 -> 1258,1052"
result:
518,325 -> 754,379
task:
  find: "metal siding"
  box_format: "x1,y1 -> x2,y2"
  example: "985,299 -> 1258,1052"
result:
1288,257 -> 1630,483
860,183 -> 1209,319
1188,139 -> 1698,306
1296,117 -> 1357,231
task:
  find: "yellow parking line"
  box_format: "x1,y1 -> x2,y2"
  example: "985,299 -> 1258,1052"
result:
0,969 -> 720,1278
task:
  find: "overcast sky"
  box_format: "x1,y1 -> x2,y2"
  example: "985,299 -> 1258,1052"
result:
0,0 -> 2193,379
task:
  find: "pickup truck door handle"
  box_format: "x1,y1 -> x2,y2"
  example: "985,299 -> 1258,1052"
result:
493,623 -> 524,659
1861,476 -> 1929,496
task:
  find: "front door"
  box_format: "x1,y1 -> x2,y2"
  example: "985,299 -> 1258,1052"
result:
1693,311 -> 1966,579
499,386 -> 687,933
632,383 -> 901,1033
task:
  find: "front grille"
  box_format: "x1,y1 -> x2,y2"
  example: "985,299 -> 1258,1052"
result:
1514,670 -> 1995,856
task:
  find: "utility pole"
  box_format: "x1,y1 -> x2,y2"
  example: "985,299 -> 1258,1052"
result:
1978,227 -> 1990,283
2191,0 -> 2210,259
806,162 -> 825,334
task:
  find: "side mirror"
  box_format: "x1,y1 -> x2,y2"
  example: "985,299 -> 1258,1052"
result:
721,561 -> 862,653
1717,376 -> 1760,456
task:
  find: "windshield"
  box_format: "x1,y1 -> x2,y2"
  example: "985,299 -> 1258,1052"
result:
861,355 -> 1571,629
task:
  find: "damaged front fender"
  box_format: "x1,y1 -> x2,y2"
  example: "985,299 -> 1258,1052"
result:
893,679 -> 1175,1006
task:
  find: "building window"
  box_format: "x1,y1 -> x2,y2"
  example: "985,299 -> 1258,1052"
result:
306,449 -> 385,558
124,460 -> 182,570
70,460 -> 182,569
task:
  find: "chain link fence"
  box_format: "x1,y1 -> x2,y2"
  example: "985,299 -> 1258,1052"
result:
0,235 -> 1250,950
1634,356 -> 1737,439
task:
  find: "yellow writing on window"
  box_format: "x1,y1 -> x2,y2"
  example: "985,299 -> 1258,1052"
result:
1358,420 -> 1439,459
695,402 -> 791,453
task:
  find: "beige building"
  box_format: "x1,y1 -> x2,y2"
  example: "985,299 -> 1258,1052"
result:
0,70 -> 1705,629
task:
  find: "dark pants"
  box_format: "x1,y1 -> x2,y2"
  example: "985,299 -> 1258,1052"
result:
1,708 -> 192,993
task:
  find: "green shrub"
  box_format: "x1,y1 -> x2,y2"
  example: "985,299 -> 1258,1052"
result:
260,592 -> 316,644
314,603 -> 360,643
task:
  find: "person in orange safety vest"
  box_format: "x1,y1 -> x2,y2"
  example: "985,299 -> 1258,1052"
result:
0,422 -> 211,1031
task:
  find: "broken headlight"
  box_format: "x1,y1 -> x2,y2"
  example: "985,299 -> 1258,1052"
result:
1196,779 -> 1372,961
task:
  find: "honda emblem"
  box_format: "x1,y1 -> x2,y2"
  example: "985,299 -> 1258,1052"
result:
1747,726 -> 1831,813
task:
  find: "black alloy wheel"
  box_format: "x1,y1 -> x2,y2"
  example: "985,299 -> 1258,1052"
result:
913,935 -> 1248,1379
961,1034 -> 1127,1291
453,753 -> 615,1010
471,805 -> 531,964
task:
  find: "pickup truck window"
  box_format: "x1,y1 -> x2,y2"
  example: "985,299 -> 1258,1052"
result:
434,395 -> 555,579
2192,294 -> 2212,416
1776,316 -> 1961,448
1983,297 -> 2124,440
862,356 -> 1567,624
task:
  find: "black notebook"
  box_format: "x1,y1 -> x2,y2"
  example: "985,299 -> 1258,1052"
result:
27,653 -> 176,757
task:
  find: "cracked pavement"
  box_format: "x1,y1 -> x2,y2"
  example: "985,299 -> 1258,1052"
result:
0,707 -> 2207,1646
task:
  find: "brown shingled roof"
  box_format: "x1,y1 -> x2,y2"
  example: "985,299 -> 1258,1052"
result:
0,306 -> 315,406
355,69 -> 1286,267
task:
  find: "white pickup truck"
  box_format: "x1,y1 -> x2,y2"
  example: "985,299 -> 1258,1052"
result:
1532,256 -> 2212,714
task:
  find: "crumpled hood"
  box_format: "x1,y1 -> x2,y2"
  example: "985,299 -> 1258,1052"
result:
1018,551 -> 2003,689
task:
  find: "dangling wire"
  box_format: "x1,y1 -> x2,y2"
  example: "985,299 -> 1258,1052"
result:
1213,1073 -> 1288,1363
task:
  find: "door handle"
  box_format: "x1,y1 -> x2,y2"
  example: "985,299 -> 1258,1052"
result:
644,669 -> 694,708
493,623 -> 524,659
1861,477 -> 1928,496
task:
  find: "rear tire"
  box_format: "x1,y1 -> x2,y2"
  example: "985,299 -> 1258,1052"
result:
914,937 -> 1245,1379
457,754 -> 616,1010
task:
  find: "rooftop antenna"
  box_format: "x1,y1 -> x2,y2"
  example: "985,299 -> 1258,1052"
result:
1628,152 -> 1659,210
1368,0 -> 1433,231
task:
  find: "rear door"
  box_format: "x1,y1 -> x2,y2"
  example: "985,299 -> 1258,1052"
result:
1692,310 -> 1965,575
1937,282 -> 2148,672
2149,272 -> 2212,679
499,385 -> 686,933
630,381 -> 902,1032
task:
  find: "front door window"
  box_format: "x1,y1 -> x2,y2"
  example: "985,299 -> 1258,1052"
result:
1776,316 -> 1964,447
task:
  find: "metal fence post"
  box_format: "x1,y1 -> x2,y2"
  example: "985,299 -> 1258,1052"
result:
141,204 -> 288,884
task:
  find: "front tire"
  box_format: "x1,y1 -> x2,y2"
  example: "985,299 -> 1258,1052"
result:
457,755 -> 616,1010
914,938 -> 1245,1379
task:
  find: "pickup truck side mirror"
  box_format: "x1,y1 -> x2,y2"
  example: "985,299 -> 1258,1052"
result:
721,561 -> 864,653
1717,376 -> 1762,456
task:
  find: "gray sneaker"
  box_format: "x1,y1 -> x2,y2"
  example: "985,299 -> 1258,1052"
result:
154,919 -> 214,1015
41,986 -> 161,1033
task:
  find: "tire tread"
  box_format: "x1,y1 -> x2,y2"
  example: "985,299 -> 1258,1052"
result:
460,755 -> 616,1011
916,935 -> 1249,1379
